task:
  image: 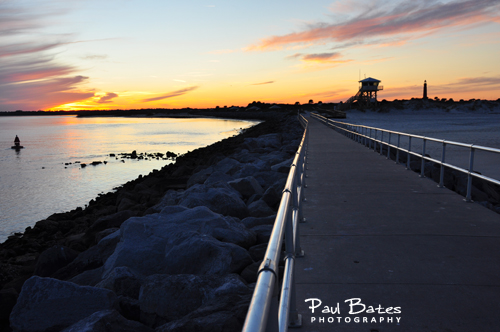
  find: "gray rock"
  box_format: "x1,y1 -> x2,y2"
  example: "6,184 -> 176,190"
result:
69,267 -> 104,287
204,171 -> 234,187
253,170 -> 287,190
248,200 -> 275,218
33,245 -> 79,278
251,225 -> 274,244
187,166 -> 214,188
53,230 -> 120,282
259,150 -> 290,166
96,266 -> 143,299
139,274 -> 248,328
89,210 -> 133,234
177,184 -> 249,218
248,243 -> 269,261
117,197 -> 137,212
240,261 -> 261,284
214,157 -> 241,175
261,186 -> 281,208
103,207 -> 254,277
228,176 -> 264,198
146,189 -> 179,214
156,293 -> 252,332
231,164 -> 263,180
61,310 -> 153,332
0,288 -> 17,321
242,215 -> 276,229
270,158 -> 293,173
10,276 -> 117,332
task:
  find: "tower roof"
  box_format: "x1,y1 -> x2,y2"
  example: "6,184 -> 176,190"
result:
359,77 -> 381,83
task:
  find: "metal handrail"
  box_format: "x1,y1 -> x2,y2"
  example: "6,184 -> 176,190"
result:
242,114 -> 308,332
312,113 -> 500,202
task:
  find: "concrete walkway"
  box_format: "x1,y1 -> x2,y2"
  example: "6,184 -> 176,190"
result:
294,116 -> 500,332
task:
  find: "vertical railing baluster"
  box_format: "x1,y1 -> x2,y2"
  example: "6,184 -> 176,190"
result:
439,142 -> 446,188
396,134 -> 401,164
466,147 -> 475,202
407,136 -> 412,170
380,131 -> 384,155
387,132 -> 391,159
420,138 -> 427,178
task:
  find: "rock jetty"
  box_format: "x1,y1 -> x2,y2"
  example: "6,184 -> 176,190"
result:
0,113 -> 305,332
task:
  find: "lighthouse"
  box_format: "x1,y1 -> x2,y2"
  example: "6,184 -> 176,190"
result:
423,80 -> 428,100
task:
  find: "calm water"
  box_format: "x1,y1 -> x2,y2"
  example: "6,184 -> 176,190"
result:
0,116 -> 258,242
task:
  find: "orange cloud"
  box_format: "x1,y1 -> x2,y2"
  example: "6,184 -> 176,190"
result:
96,92 -> 118,104
0,1 -> 98,111
141,86 -> 199,102
251,81 -> 275,85
248,0 -> 500,51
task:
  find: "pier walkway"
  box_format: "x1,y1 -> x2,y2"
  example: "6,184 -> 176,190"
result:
294,116 -> 500,331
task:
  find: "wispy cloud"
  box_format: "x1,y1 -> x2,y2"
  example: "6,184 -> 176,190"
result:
0,1 -> 94,111
81,54 -> 108,61
247,0 -> 500,51
96,92 -> 118,104
251,81 -> 275,85
141,86 -> 199,102
302,52 -> 345,63
207,49 -> 238,55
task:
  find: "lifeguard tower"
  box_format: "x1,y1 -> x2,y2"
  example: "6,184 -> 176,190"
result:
344,77 -> 383,108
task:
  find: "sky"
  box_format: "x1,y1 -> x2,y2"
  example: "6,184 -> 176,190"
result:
0,0 -> 499,111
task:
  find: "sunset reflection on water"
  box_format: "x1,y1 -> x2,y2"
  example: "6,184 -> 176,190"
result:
0,115 -> 258,242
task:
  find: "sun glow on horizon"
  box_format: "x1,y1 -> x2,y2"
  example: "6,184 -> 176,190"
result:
1,0 -> 499,112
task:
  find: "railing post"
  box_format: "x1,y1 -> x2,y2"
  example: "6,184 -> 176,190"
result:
465,147 -> 475,202
387,132 -> 391,159
420,138 -> 426,178
439,142 -> 446,188
407,136 -> 412,170
396,134 -> 401,164
380,131 -> 384,155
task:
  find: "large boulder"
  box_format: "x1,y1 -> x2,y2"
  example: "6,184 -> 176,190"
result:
102,206 -> 254,277
10,276 -> 117,332
51,231 -> 120,282
139,274 -> 248,328
248,200 -> 275,218
88,210 -> 134,234
33,245 -> 79,278
177,184 -> 249,218
187,166 -> 214,188
155,293 -> 252,332
204,171 -> 234,187
96,266 -> 143,299
228,176 -> 264,199
214,157 -> 241,175
61,310 -> 153,332
271,158 -> 293,173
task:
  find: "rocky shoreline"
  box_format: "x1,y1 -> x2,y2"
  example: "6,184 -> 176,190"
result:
0,112 -> 305,332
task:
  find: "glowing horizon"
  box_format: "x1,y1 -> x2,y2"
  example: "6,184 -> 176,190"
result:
1,0 -> 499,112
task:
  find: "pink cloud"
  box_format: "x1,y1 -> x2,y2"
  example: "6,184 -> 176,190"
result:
96,92 -> 118,104
141,86 -> 199,102
248,0 -> 500,50
0,1 -> 96,111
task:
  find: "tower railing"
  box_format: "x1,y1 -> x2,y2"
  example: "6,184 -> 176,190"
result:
312,113 -> 500,202
242,114 -> 308,332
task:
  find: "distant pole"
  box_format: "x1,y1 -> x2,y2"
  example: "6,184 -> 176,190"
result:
423,80 -> 428,100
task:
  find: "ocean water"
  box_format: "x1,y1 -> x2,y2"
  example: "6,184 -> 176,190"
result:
341,109 -> 500,182
0,115 -> 258,242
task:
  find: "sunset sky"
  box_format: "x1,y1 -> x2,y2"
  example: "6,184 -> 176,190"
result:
1,0 -> 499,111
